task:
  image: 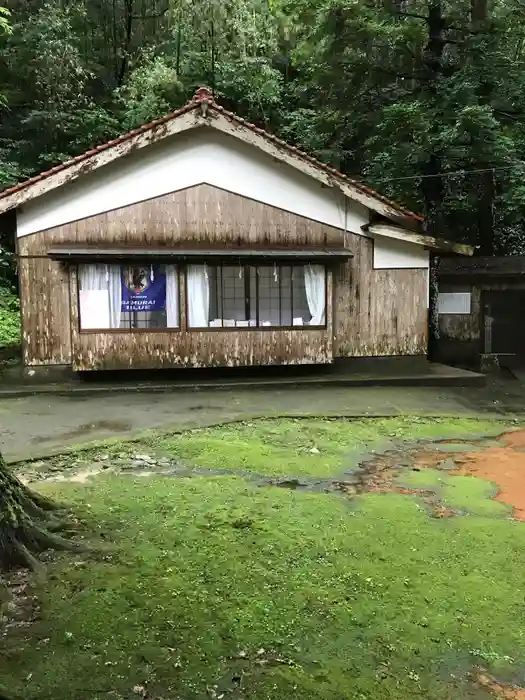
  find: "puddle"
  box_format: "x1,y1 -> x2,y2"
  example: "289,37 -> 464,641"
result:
432,442 -> 483,453
166,468 -> 345,494
375,428 -> 525,522
18,427 -> 525,523
30,420 -> 132,443
68,467 -> 105,483
327,429 -> 525,521
31,465 -> 110,484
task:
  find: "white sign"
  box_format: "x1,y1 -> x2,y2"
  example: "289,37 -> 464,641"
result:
438,292 -> 471,315
79,290 -> 110,329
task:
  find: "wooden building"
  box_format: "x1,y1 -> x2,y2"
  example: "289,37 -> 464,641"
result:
0,87 -> 470,373
437,255 -> 525,368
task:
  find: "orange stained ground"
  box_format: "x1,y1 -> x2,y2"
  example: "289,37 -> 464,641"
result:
477,671 -> 525,700
450,429 -> 525,521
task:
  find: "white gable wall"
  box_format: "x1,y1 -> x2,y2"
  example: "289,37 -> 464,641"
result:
373,237 -> 429,269
17,127 -> 369,238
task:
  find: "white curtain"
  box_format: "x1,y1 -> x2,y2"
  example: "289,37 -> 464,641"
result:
187,264 -> 209,328
78,264 -> 110,329
108,265 -> 122,329
304,265 -> 326,326
79,264 -> 108,291
166,265 -> 179,328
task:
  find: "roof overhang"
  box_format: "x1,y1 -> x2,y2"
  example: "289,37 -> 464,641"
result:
365,223 -> 474,255
0,90 -> 423,232
439,255 -> 525,276
47,246 -> 353,264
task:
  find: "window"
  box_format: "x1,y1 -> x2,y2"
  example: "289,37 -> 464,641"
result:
187,263 -> 326,329
78,263 -> 179,330
438,292 -> 471,315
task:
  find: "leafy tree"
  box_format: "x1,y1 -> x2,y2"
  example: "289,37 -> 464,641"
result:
118,0 -> 284,129
0,6 -> 10,37
283,0 -> 525,252
2,0 -> 525,255
1,2 -> 118,181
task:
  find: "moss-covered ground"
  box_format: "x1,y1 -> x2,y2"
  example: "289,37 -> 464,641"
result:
2,416 -> 524,700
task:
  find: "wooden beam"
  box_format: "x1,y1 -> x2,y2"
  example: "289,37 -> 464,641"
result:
367,223 -> 474,255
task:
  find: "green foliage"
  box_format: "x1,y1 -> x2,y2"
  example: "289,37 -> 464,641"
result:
1,2 -> 118,180
0,7 -> 10,36
2,0 -> 525,270
117,53 -> 185,128
3,417 -> 525,699
283,0 -> 525,250
0,288 -> 20,348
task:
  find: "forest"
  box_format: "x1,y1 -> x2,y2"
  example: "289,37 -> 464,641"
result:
1,0 -> 525,319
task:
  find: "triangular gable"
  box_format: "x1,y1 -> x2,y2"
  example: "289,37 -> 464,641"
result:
0,87 -> 472,254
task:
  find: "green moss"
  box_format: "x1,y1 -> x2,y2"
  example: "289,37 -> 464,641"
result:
156,416 -> 516,478
398,468 -> 511,518
0,289 -> 20,349
4,416 -> 525,700
2,472 -> 524,700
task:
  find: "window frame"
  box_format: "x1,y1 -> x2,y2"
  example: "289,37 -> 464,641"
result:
77,263 -> 182,334
185,262 -> 328,332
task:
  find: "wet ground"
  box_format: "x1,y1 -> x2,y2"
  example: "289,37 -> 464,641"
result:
348,429 -> 525,522
3,376 -> 525,462
477,672 -> 525,700
17,426 -> 525,525
8,419 -> 525,700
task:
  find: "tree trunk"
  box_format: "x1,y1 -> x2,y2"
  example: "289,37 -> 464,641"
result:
471,0 -> 495,255
420,1 -> 447,233
0,453 -> 78,571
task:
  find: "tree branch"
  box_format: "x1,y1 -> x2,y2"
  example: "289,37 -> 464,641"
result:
494,109 -> 521,122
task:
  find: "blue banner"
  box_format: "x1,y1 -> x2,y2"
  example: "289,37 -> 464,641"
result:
121,266 -> 166,313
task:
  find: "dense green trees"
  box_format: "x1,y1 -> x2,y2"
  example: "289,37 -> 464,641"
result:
2,0 -> 525,253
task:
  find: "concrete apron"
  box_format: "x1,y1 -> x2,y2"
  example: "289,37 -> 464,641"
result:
0,357 -> 485,399
0,382 -> 521,463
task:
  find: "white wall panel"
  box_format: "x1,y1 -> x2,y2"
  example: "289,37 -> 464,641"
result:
17,128 -> 370,238
373,237 -> 429,269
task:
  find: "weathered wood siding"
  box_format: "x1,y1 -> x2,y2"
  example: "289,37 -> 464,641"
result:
18,184 -> 337,253
18,183 -> 428,369
333,234 -> 427,356
67,265 -> 333,370
72,331 -> 332,370
436,282 -> 481,365
438,283 -> 482,344
18,256 -> 72,365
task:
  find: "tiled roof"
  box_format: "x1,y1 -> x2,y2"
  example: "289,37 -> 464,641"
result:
0,86 -> 423,222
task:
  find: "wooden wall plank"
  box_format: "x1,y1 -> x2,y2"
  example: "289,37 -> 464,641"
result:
72,329 -> 332,371
18,183 -> 428,368
19,257 -> 72,365
18,184 -> 330,254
